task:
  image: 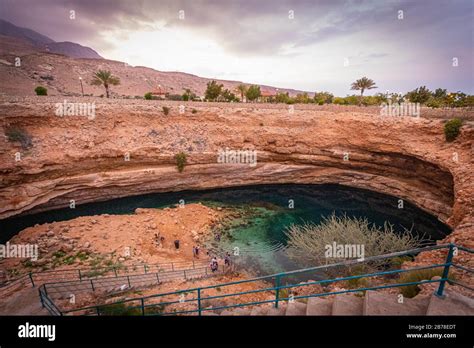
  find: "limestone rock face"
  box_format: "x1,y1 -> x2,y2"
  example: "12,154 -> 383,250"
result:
0,97 -> 472,248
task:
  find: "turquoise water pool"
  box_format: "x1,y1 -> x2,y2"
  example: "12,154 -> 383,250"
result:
0,184 -> 451,275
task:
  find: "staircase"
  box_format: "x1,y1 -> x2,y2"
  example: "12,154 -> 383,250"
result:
207,289 -> 474,316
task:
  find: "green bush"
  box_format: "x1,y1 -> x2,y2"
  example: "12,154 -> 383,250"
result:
34,86 -> 47,96
5,126 -> 33,149
344,265 -> 370,289
389,256 -> 413,269
144,92 -> 153,100
162,106 -> 170,115
398,268 -> 454,298
444,118 -> 462,142
97,303 -> 142,316
333,97 -> 347,105
426,97 -> 443,108
344,95 -> 360,105
175,152 -> 187,172
245,85 -> 261,102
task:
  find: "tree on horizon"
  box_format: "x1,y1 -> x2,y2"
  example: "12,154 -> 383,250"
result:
351,77 -> 377,105
91,70 -> 120,98
245,85 -> 261,102
236,84 -> 248,102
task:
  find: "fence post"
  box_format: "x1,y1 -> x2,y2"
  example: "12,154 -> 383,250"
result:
90,279 -> 95,291
141,298 -> 145,315
197,288 -> 202,316
78,270 -> 82,281
114,267 -> 117,277
156,273 -> 160,283
28,272 -> 35,287
127,276 -> 131,288
38,287 -> 44,308
184,270 -> 187,280
436,243 -> 455,297
144,265 -> 147,274
274,275 -> 281,308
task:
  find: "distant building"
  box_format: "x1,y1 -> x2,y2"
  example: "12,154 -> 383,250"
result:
260,90 -> 277,103
150,85 -> 168,99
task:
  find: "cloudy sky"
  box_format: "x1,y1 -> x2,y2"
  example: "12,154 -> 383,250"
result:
1,0 -> 472,95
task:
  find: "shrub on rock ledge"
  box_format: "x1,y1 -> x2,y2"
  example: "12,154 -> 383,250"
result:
175,152 -> 187,172
5,125 -> 33,149
444,118 -> 462,142
34,86 -> 47,96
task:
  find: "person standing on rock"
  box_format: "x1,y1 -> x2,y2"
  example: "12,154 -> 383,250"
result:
210,257 -> 218,272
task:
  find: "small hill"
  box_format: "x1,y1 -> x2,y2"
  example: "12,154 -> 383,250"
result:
0,19 -> 309,97
0,19 -> 103,59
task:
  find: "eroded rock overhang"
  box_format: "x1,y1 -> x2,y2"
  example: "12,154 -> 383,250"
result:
0,99 -> 472,234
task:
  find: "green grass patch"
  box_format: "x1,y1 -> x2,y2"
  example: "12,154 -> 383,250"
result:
97,303 -> 142,316
397,268 -> 455,298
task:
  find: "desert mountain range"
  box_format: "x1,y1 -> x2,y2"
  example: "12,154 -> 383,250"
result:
0,19 -> 308,97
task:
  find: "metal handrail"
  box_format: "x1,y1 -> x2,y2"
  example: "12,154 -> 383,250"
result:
1,258 -> 209,290
40,243 -> 473,316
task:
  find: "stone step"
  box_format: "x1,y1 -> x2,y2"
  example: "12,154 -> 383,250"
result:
306,296 -> 332,315
332,293 -> 363,315
426,289 -> 474,315
219,309 -> 234,316
266,303 -> 287,316
363,291 -> 430,315
285,301 -> 307,316
231,307 -> 251,316
250,305 -> 270,316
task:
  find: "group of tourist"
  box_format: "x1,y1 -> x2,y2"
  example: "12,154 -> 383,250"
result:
192,245 -> 200,258
154,229 -> 232,273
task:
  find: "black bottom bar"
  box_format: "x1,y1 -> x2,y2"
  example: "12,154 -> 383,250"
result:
0,315 -> 472,346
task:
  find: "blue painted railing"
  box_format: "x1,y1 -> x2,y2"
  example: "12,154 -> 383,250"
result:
40,243 -> 473,316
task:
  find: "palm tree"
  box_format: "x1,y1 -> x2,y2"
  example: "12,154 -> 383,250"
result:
91,70 -> 120,98
351,77 -> 377,105
236,84 -> 248,102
